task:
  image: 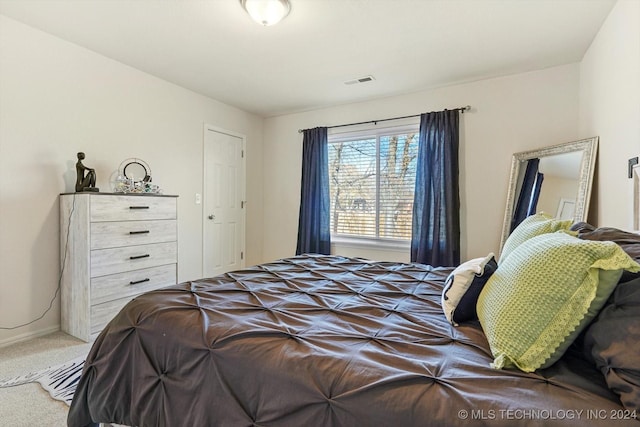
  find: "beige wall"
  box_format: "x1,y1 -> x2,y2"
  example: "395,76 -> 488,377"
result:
579,0 -> 640,229
536,176 -> 580,218
262,64 -> 580,263
0,16 -> 264,346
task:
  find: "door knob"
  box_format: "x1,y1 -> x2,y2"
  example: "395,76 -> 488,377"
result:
208,214 -> 215,220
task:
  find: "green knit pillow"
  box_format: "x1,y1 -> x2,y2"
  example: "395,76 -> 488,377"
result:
478,232 -> 640,372
499,213 -> 573,263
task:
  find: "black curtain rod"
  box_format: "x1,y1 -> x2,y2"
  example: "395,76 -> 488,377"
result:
297,105 -> 471,133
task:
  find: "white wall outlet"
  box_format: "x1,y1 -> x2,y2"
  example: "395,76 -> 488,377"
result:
195,193 -> 201,204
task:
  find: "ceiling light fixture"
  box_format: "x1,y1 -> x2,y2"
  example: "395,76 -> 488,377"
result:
240,0 -> 291,26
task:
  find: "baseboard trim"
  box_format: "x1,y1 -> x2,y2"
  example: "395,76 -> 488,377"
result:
0,325 -> 61,349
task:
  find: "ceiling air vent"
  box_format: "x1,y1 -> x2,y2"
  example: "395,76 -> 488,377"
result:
344,75 -> 375,86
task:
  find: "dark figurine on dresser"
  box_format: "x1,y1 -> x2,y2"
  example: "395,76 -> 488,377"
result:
75,152 -> 99,192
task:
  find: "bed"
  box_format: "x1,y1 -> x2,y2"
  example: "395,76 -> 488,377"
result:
68,235 -> 640,426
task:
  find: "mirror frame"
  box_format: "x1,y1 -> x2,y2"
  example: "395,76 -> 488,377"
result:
118,157 -> 152,187
500,137 -> 599,250
633,163 -> 640,231
123,161 -> 150,183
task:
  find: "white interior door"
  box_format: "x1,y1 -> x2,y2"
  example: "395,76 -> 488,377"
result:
203,126 -> 245,278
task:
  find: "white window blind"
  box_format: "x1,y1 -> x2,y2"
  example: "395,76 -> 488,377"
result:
328,125 -> 419,241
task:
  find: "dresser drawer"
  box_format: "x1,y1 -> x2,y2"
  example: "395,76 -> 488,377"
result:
90,296 -> 136,334
90,242 -> 177,277
91,264 -> 177,305
90,220 -> 177,250
90,196 -> 176,222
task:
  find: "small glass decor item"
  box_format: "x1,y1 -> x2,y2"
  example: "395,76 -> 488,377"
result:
113,175 -> 131,193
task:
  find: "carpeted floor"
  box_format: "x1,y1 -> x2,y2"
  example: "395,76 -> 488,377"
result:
0,331 -> 92,427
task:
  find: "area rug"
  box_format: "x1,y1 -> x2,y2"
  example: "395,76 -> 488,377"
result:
0,355 -> 85,406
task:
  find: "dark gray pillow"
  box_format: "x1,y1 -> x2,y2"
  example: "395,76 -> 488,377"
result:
583,276 -> 640,411
572,223 -> 640,260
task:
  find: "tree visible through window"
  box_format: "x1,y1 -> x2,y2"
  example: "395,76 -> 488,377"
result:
328,127 -> 418,241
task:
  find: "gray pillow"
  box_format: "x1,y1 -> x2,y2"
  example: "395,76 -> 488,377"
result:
583,276 -> 640,411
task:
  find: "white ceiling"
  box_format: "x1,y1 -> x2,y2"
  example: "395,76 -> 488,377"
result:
0,0 -> 616,117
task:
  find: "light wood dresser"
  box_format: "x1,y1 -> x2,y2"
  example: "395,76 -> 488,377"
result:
60,192 -> 178,341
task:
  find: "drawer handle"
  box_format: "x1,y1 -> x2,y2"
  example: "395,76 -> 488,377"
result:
129,278 -> 150,285
129,254 -> 150,260
129,230 -> 150,235
129,206 -> 150,210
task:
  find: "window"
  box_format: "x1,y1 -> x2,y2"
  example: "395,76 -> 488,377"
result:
328,125 -> 419,242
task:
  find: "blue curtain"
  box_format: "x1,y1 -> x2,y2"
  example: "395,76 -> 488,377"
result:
296,127 -> 331,255
528,172 -> 544,216
410,110 -> 460,267
510,158 -> 540,232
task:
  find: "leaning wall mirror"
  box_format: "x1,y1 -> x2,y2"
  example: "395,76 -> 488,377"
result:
500,137 -> 598,250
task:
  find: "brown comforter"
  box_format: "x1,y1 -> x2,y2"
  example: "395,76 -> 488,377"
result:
68,255 -> 635,426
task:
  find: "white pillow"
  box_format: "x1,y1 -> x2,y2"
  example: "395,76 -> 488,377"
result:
442,253 -> 497,326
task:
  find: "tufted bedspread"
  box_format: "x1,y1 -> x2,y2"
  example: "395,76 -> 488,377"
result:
68,255 -> 636,427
